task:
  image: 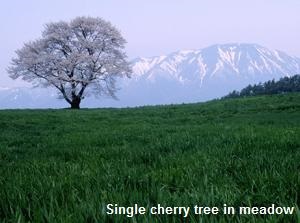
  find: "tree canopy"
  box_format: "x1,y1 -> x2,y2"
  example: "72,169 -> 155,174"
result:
8,17 -> 131,109
223,74 -> 300,99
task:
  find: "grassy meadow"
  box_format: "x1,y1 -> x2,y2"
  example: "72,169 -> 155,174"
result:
0,93 -> 300,222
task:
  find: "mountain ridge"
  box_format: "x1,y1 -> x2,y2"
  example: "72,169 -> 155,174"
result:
131,43 -> 300,84
1,43 -> 300,108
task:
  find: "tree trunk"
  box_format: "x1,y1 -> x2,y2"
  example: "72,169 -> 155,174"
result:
70,97 -> 81,109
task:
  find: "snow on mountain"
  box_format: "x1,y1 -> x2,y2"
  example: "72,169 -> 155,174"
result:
1,43 -> 300,108
123,43 -> 300,105
131,43 -> 300,85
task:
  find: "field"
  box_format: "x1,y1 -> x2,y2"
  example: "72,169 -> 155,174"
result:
0,93 -> 300,222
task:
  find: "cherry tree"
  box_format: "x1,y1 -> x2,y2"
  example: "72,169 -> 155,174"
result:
8,17 -> 131,109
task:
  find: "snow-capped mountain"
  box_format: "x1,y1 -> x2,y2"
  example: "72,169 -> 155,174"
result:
127,43 -> 300,104
133,43 -> 300,81
1,43 -> 300,108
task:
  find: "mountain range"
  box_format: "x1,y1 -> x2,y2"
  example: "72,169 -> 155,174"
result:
1,43 -> 300,108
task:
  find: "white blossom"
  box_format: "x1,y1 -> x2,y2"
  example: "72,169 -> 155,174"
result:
8,17 -> 131,108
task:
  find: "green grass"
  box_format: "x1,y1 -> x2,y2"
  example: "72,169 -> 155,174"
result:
0,93 -> 300,222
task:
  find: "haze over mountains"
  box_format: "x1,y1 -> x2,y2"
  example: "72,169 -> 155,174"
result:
1,43 -> 300,108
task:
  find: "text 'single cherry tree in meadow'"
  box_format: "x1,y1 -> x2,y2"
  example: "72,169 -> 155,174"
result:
8,17 -> 131,109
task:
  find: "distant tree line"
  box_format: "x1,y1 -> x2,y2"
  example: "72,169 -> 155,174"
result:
223,74 -> 300,99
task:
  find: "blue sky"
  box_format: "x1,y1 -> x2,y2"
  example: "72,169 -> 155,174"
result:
1,0 -> 300,87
